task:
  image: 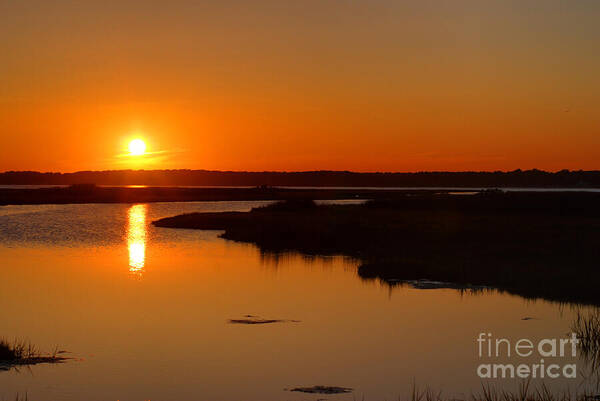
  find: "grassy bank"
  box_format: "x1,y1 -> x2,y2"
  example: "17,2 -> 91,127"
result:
0,339 -> 68,371
153,192 -> 600,305
3,383 -> 598,401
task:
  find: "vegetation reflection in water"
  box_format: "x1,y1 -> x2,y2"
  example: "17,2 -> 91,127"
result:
127,204 -> 147,275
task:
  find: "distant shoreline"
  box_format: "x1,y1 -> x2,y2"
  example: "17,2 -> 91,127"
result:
3,185 -> 600,206
2,184 -> 600,192
0,186 -> 468,206
2,169 -> 600,188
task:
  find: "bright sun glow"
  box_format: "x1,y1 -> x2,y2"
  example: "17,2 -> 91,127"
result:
128,139 -> 146,156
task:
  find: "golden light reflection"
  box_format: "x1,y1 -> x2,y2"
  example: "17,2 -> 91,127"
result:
127,204 -> 147,275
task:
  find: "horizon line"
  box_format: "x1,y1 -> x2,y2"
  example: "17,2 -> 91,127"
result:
2,168 -> 599,175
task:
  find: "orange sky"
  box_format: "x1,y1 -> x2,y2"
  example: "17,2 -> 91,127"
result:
1,1 -> 599,172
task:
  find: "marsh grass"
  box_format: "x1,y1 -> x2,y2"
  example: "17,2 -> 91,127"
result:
0,338 -> 68,371
404,381 -> 592,401
573,311 -> 600,354
154,193 -> 600,306
572,311 -> 600,376
282,381 -> 596,401
0,339 -> 39,361
1,382 -> 597,401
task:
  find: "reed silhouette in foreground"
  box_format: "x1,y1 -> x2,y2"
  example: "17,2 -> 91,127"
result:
154,192 -> 600,306
410,381 -> 595,401
1,381 -> 597,400
284,381 -> 596,400
0,338 -> 68,371
572,310 -> 600,385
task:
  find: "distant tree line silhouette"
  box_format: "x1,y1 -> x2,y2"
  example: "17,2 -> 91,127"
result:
1,169 -> 599,187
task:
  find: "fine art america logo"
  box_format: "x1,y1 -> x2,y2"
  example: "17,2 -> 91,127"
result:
476,333 -> 580,379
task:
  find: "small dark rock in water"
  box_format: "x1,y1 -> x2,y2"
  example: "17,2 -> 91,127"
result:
229,318 -> 282,324
287,385 -> 353,394
521,317 -> 539,320
228,316 -> 300,325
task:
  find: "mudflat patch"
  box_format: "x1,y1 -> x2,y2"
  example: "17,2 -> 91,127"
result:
228,315 -> 300,325
287,385 -> 353,394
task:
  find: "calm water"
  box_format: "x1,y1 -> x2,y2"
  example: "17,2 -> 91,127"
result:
0,202 -> 596,400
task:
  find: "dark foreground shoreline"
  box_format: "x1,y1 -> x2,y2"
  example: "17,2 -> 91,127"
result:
153,192 -> 600,306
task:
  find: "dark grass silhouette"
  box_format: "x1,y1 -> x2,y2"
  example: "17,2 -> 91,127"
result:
154,192 -> 600,306
2,383 -> 597,401
1,383 -> 597,401
572,310 -> 600,377
283,381 -> 597,400
0,339 -> 68,371
407,381 -> 596,401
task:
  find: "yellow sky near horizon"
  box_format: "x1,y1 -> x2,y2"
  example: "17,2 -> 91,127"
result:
1,1 -> 599,172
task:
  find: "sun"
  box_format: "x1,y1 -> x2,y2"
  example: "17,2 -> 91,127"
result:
128,139 -> 146,156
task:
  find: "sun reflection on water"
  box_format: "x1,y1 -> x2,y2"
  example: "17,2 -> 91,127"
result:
127,204 -> 147,275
